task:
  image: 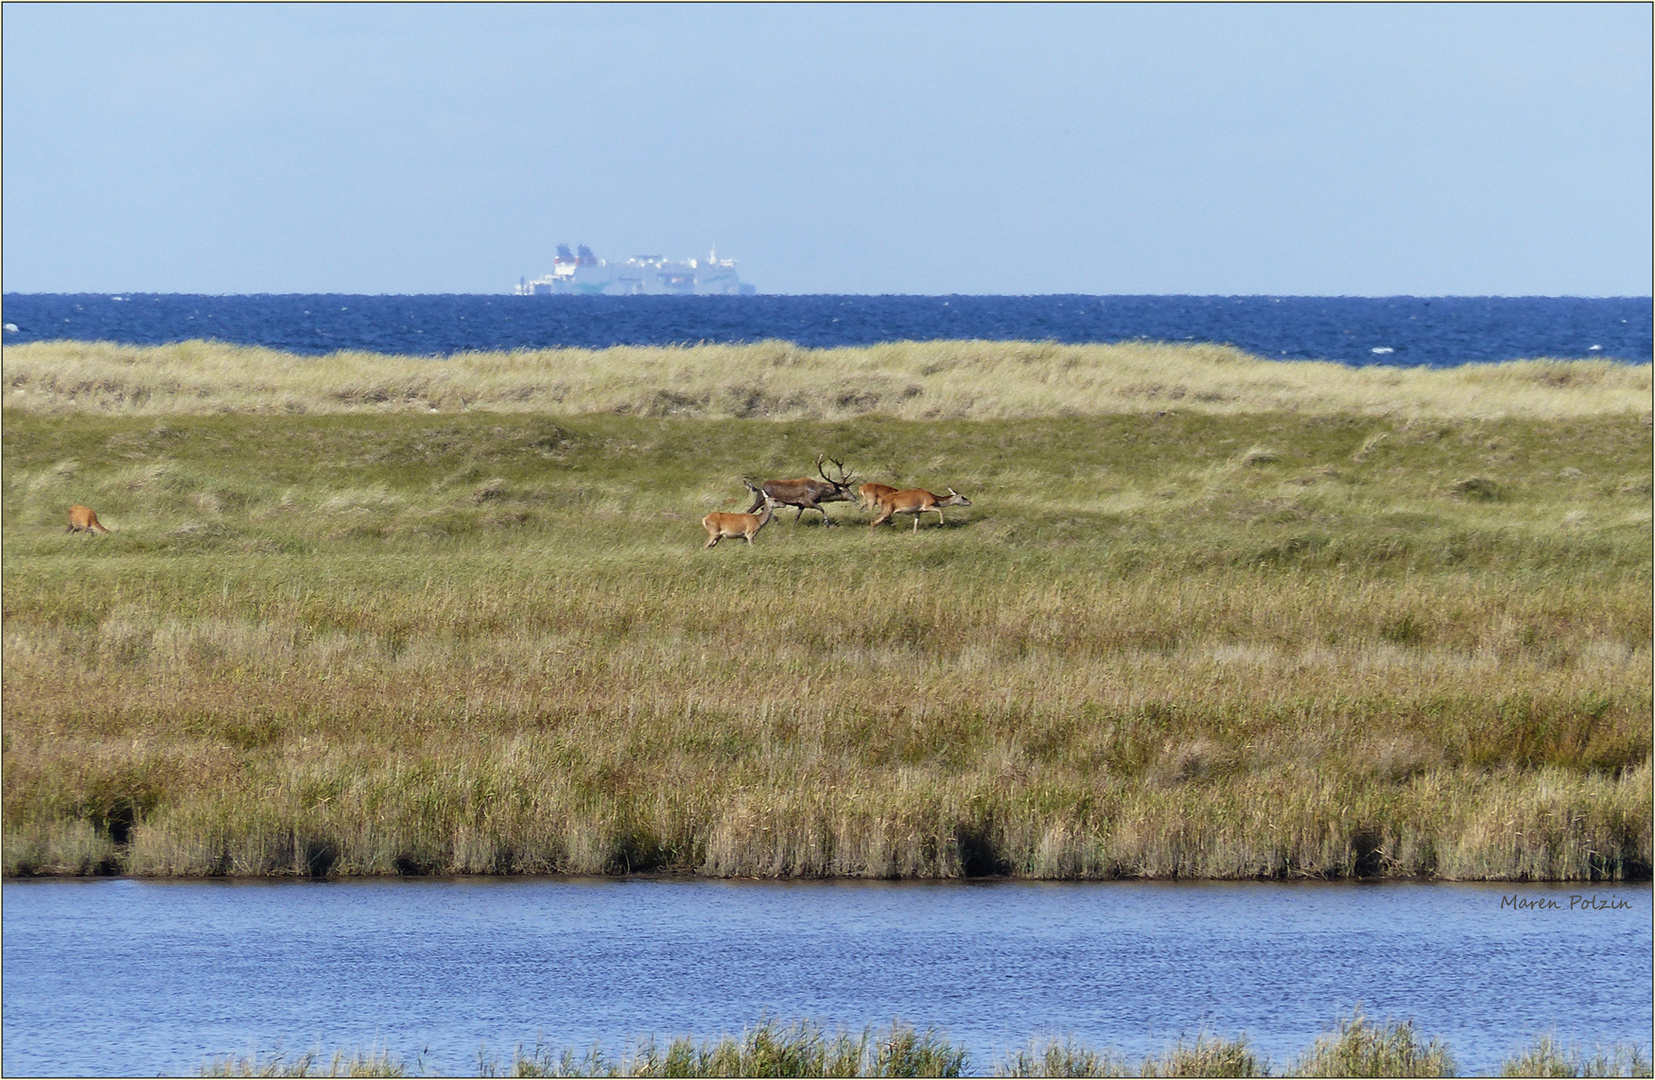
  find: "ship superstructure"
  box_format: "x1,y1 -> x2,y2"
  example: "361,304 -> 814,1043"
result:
516,245 -> 756,295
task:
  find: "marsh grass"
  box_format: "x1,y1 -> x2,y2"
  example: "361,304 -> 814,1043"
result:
1286,1010 -> 1453,1076
198,1019 -> 1655,1077
486,1020 -> 966,1077
3,348 -> 1650,881
4,339 -> 1650,420
1497,1036 -> 1655,1078
998,1032 -> 1263,1076
203,1048 -> 409,1077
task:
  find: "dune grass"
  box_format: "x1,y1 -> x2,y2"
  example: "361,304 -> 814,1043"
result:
2,342 -> 1650,880
4,338 -> 1650,420
197,1016 -> 1654,1077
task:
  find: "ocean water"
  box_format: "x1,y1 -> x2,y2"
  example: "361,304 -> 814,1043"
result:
2,293 -> 1649,366
4,878 -> 1651,1077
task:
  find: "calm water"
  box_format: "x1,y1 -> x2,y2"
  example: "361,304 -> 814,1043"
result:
2,878 -> 1649,1076
2,293 -> 1649,366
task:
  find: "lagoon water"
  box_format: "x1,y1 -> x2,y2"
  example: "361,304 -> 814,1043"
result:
3,878 -> 1649,1077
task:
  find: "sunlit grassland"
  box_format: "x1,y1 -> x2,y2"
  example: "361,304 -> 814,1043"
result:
2,343 -> 1650,879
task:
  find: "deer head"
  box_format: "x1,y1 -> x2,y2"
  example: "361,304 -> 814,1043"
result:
815,454 -> 856,496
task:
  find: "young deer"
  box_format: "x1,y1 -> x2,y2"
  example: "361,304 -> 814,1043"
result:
703,488 -> 776,548
857,483 -> 899,514
870,487 -> 972,532
66,505 -> 113,534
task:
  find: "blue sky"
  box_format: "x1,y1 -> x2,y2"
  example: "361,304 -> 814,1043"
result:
3,3 -> 1649,295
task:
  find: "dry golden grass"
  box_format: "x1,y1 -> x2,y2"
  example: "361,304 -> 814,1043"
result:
3,340 -> 1649,881
4,338 -> 1650,420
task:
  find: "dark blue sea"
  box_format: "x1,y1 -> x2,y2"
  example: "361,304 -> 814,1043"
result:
2,293 -> 1649,367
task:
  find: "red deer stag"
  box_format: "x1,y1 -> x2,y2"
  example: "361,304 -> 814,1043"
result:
857,483 -> 899,514
870,487 -> 972,532
747,454 -> 856,526
703,488 -> 776,548
66,505 -> 113,534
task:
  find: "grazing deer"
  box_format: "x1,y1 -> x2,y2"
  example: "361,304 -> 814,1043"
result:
747,454 -> 857,526
703,488 -> 776,548
66,505 -> 113,534
870,487 -> 972,532
858,483 -> 899,514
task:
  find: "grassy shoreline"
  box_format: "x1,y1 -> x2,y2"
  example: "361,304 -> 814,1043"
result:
199,1015 -> 1654,1077
3,343 -> 1650,880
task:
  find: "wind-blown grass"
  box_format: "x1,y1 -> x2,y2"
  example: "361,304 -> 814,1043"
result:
197,1016 -> 1655,1077
998,1031 -> 1265,1076
1285,1009 -> 1454,1076
203,1048 -> 408,1077
4,338 -> 1650,420
3,343 -> 1650,880
492,1020 -> 968,1078
1496,1036 -> 1655,1078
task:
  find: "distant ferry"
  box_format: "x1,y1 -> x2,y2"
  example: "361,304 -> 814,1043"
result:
516,245 -> 756,296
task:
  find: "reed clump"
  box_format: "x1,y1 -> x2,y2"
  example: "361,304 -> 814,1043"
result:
489,1020 -> 967,1077
1497,1036 -> 1655,1078
3,357 -> 1650,881
203,1048 -> 409,1077
998,1032 -> 1264,1076
1285,1009 -> 1454,1076
4,339 -> 1650,420
198,1018 -> 1655,1077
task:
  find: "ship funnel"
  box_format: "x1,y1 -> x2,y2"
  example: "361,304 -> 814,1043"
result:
556,244 -> 574,260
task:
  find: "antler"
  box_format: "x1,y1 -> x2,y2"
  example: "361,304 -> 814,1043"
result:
820,455 -> 854,486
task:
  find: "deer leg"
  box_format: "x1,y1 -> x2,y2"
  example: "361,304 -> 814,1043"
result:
705,534 -> 719,548
935,509 -> 946,527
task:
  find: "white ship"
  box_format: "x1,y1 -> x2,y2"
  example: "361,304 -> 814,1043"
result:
516,245 -> 756,296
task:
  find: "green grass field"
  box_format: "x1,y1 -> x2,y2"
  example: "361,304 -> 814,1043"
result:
3,341 -> 1650,879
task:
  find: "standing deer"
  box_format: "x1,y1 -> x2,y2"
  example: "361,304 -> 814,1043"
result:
870,487 -> 972,531
66,505 -> 113,534
703,488 -> 776,548
746,454 -> 856,526
857,483 -> 899,514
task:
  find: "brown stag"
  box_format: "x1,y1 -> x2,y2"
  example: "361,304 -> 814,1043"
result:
857,483 -> 899,514
869,487 -> 972,531
746,454 -> 856,526
66,505 -> 113,534
703,488 -> 776,548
